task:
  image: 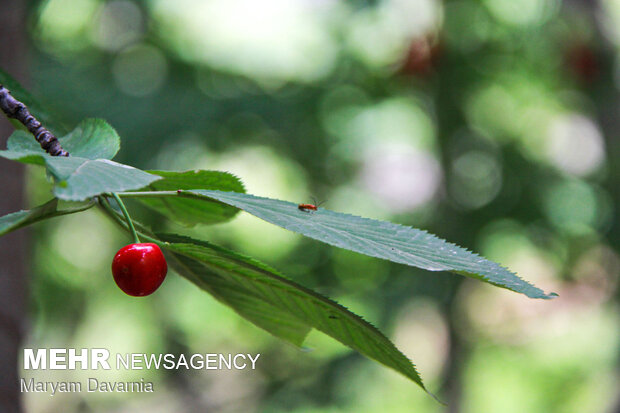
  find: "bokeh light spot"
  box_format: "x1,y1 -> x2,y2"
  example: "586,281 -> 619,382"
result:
150,0 -> 340,86
92,0 -> 143,52
359,145 -> 442,211
35,0 -> 100,54
483,0 -> 559,27
450,150 -> 502,209
546,113 -> 605,176
543,180 -> 608,235
112,44 -> 168,97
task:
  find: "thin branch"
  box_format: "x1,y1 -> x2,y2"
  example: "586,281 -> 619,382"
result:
0,84 -> 69,156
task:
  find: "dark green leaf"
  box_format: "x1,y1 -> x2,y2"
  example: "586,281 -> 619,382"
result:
183,190 -> 557,300
165,237 -> 311,345
157,233 -> 431,396
0,198 -> 94,236
137,170 -> 245,225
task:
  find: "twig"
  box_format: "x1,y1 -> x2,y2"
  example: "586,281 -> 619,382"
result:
0,84 -> 69,156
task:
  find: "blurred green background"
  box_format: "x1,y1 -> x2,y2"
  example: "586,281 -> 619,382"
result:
4,0 -> 620,411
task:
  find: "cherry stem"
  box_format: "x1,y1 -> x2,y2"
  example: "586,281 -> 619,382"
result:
98,197 -> 162,246
111,192 -> 140,244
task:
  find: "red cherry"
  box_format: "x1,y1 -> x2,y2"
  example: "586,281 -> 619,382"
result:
111,243 -> 167,297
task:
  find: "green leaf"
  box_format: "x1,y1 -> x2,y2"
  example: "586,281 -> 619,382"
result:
0,69 -> 69,135
183,190 -> 557,300
4,119 -> 119,160
45,157 -> 90,180
164,236 -> 311,345
98,197 -> 438,399
7,130 -> 50,154
2,131 -> 97,179
0,198 -> 94,237
55,118 -> 120,160
51,158 -> 160,201
0,129 -> 159,201
137,170 -> 245,225
157,233 -> 432,397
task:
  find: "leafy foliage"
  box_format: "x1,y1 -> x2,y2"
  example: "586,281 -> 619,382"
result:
0,198 -> 93,236
182,190 -> 557,299
0,73 -> 555,399
50,159 -> 159,201
157,233 -> 431,396
138,170 -> 245,225
53,118 -> 120,160
3,119 -> 120,160
0,121 -> 159,201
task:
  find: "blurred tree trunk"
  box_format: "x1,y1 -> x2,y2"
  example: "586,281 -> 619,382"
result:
0,1 -> 28,412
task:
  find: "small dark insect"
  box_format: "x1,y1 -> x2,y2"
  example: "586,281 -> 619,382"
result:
328,315 -> 338,319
